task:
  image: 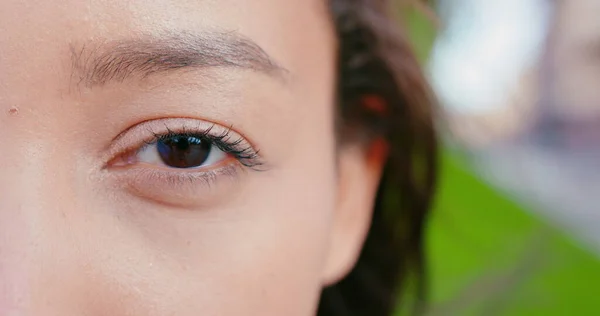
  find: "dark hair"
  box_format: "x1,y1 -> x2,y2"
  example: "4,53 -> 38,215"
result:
318,1 -> 438,315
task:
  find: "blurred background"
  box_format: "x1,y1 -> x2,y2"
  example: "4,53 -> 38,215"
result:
398,0 -> 600,314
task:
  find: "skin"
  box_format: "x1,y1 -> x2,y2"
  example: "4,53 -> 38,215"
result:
0,1 -> 384,315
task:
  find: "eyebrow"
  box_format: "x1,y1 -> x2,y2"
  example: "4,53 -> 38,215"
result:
70,31 -> 288,88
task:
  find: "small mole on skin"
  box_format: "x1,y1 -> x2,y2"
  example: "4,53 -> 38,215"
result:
8,106 -> 19,116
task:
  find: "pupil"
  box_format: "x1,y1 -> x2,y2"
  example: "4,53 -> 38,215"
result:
156,135 -> 212,168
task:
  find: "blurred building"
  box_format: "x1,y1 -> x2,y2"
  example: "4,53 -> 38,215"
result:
429,0 -> 600,252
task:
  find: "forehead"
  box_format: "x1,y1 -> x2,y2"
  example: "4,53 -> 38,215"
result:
0,0 -> 335,93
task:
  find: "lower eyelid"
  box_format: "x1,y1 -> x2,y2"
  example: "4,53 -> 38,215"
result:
107,163 -> 244,208
112,155 -> 240,174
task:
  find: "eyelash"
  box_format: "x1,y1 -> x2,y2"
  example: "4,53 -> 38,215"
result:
144,124 -> 263,170
103,119 -> 265,206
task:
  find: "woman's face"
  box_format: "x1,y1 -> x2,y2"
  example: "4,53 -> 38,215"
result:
0,1 -> 382,315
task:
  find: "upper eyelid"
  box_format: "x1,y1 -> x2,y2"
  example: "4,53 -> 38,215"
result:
146,124 -> 222,144
104,118 -> 259,164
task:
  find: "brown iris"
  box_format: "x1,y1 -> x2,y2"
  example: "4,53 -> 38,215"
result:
156,135 -> 212,168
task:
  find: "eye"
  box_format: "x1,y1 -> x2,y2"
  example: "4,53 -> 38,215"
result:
138,134 -> 228,169
106,118 -> 264,174
105,119 -> 265,207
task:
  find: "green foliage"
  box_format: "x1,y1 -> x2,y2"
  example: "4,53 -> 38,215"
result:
399,7 -> 600,315
425,153 -> 600,315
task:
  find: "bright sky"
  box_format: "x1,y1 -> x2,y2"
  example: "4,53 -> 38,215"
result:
429,0 -> 552,114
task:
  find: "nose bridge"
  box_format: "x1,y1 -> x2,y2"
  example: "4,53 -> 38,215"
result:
0,9 -> 91,311
0,161 -> 44,314
0,132 -> 77,314
0,188 -> 36,314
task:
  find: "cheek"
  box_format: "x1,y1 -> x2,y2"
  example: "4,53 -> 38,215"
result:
76,105 -> 339,316
0,0 -> 338,314
0,107 -> 336,316
219,154 -> 339,315
39,160 -> 336,316
100,158 -> 337,315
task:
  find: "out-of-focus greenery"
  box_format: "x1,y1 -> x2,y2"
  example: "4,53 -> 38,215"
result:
401,4 -> 437,62
398,5 -> 600,315
426,153 -> 600,315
